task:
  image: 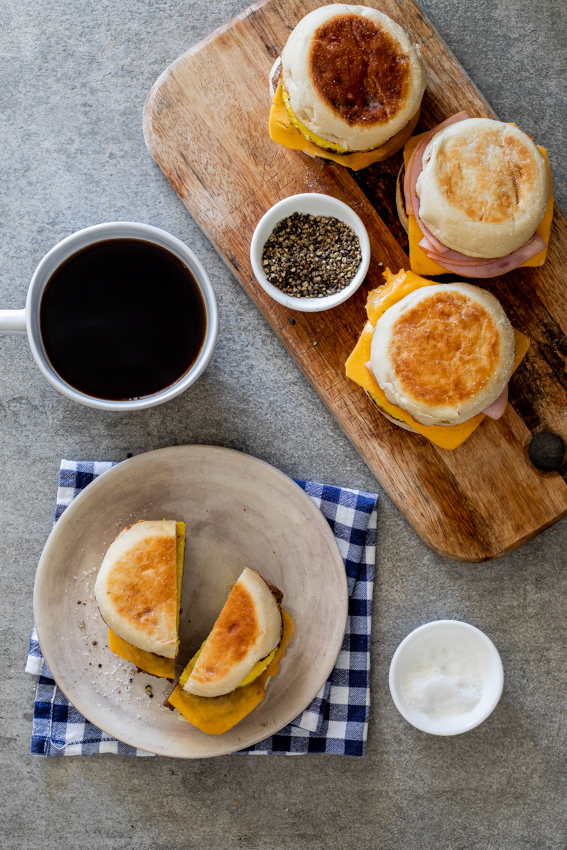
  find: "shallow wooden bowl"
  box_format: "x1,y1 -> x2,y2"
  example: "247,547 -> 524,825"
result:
33,445 -> 348,757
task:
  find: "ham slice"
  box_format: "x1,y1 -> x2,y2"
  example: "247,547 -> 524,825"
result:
415,217 -> 451,254
420,232 -> 546,278
482,385 -> 509,420
405,113 -> 548,277
418,235 -> 503,266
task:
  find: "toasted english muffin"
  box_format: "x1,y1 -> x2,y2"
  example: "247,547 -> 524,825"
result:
95,520 -> 180,659
280,4 -> 426,153
370,283 -> 516,427
183,567 -> 282,698
416,118 -> 550,259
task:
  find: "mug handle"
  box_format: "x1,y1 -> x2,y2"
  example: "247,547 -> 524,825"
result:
0,309 -> 26,336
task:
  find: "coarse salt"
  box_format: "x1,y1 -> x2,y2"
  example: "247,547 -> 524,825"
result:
399,636 -> 483,718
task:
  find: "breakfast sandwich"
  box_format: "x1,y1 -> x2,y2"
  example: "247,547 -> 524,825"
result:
345,268 -> 531,449
269,4 -> 427,170
398,113 -> 553,276
166,567 -> 294,735
94,520 -> 185,680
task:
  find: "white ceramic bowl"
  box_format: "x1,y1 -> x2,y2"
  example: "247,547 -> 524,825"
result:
250,193 -> 371,312
389,620 -> 504,736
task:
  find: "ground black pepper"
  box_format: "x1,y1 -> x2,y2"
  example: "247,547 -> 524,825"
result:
262,212 -> 362,298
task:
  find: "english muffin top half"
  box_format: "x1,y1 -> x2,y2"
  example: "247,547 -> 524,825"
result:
95,520 -> 179,658
183,567 -> 282,698
370,283 -> 516,427
416,118 -> 550,258
281,4 -> 427,152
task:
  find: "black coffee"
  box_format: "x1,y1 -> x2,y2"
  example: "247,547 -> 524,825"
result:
40,239 -> 207,400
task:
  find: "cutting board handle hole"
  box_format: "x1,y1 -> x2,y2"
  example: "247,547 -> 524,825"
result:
527,431 -> 565,472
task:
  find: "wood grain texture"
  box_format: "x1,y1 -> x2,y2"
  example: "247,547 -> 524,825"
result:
143,0 -> 567,562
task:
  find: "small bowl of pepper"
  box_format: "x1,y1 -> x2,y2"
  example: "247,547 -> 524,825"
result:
250,193 -> 371,312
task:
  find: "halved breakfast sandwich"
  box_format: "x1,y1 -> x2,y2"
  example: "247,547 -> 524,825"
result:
345,268 -> 530,449
94,520 -> 185,680
398,114 -> 553,276
269,4 -> 427,171
166,567 -> 294,735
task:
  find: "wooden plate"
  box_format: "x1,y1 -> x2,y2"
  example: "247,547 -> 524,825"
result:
33,446 -> 348,757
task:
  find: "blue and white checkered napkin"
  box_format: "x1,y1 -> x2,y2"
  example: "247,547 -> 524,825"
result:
27,459 -> 377,757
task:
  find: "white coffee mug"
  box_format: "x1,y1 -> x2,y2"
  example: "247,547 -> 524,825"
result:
0,222 -> 218,410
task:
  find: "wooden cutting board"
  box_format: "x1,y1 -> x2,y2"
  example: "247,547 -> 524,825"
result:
143,0 -> 567,562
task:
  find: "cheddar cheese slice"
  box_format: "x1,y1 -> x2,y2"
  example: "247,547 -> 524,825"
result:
167,610 -> 294,735
403,131 -> 554,274
269,79 -> 419,171
107,521 -> 185,680
108,630 -> 176,679
345,269 -> 530,450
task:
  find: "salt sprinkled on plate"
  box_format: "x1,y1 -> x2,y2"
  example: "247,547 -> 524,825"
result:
400,636 -> 483,718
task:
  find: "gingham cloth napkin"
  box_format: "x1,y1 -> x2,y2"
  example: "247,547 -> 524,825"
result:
27,459 -> 377,757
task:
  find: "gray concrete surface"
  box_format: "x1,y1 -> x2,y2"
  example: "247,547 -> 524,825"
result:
1,1 -> 567,848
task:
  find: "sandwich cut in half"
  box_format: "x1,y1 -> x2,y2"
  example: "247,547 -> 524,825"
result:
94,520 -> 185,680
167,567 -> 294,735
345,268 -> 531,450
269,4 -> 427,171
398,113 -> 554,276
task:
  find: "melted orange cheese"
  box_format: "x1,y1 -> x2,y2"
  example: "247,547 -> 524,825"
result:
107,521 -> 185,680
269,79 -> 419,171
168,610 -> 294,735
403,131 -> 554,274
345,269 -> 531,449
108,629 -> 176,679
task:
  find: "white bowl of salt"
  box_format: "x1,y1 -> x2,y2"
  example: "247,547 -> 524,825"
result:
389,620 -> 504,735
